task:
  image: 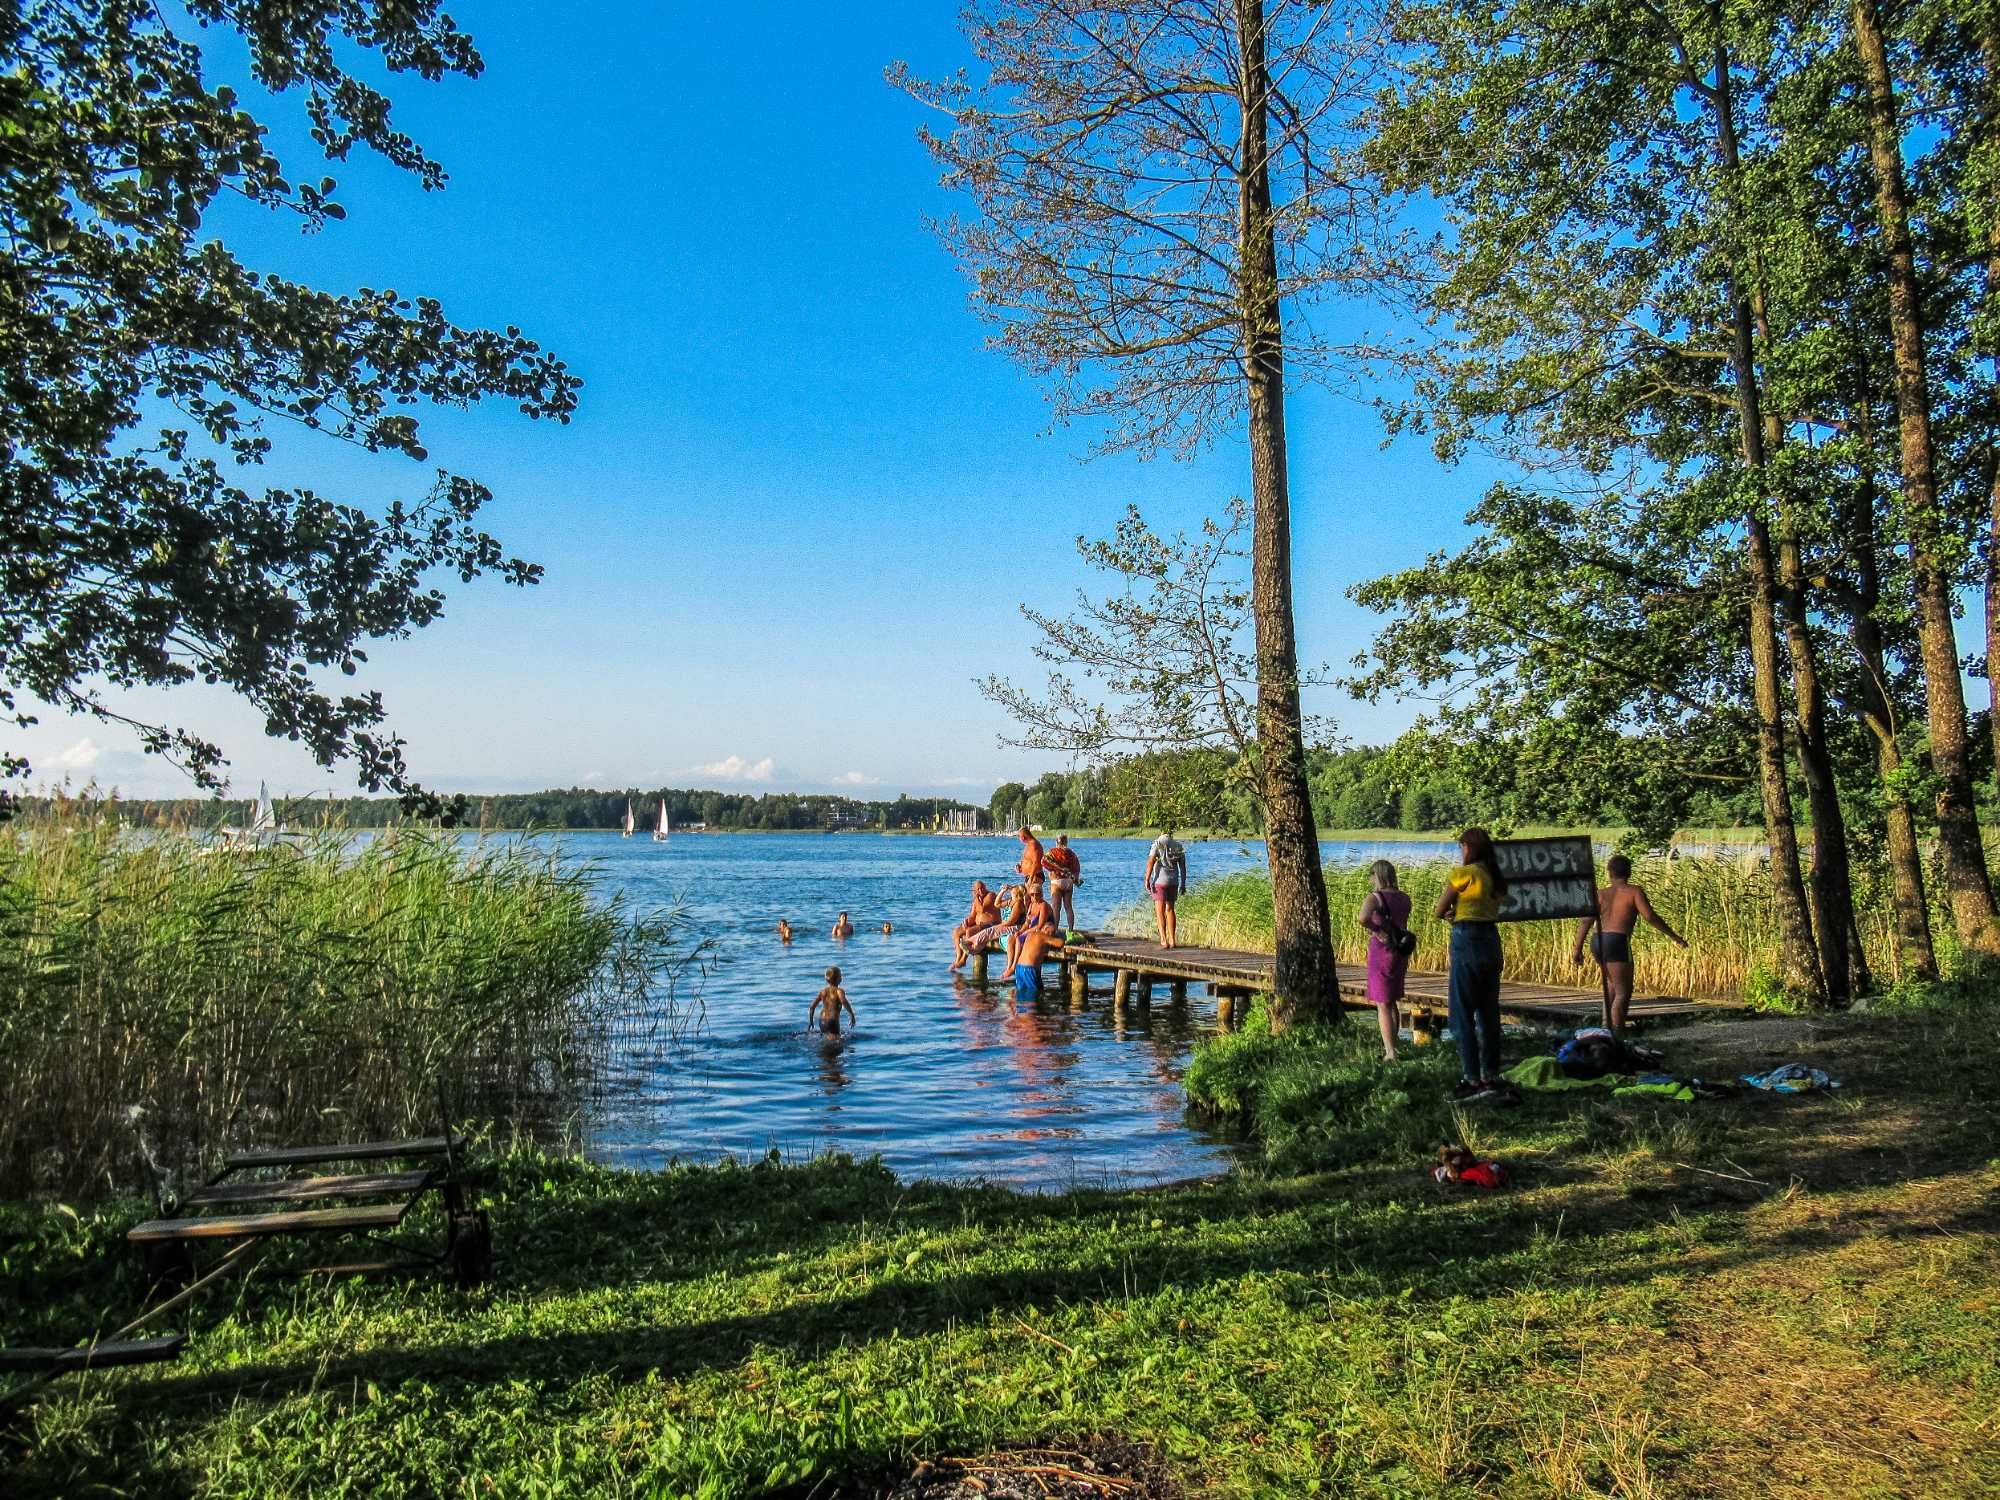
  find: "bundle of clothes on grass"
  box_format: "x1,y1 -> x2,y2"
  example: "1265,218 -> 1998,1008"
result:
1499,1027 -> 1841,1100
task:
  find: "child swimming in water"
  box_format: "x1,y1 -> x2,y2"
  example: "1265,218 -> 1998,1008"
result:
777,918 -> 794,944
808,967 -> 855,1034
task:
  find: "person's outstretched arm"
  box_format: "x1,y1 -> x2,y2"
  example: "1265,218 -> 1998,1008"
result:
1571,913 -> 1597,963
1635,887 -> 1689,947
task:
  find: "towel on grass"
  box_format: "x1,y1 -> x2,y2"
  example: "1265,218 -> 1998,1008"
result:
1742,1063 -> 1840,1093
1503,1055 -> 1622,1092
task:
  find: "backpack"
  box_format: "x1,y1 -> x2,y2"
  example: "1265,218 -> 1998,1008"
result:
1375,898 -> 1418,958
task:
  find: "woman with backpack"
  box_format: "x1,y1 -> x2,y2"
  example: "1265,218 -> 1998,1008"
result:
1359,860 -> 1415,1061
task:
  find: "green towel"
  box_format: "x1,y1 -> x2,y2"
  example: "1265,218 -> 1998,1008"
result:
1502,1055 -> 1621,1091
1614,1080 -> 1697,1102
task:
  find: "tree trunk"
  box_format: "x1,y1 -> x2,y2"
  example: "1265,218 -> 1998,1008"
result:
1707,7 -> 1827,1002
1976,30 -> 2000,982
1765,439 -> 1865,998
1235,0 -> 1336,1025
1843,418 -> 1937,981
1852,0 -> 2000,958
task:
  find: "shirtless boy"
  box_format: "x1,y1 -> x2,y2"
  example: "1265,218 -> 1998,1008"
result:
1572,855 -> 1689,1031
808,966 -> 856,1034
777,918 -> 794,945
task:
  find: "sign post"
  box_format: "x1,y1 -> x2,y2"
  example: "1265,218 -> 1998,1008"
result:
1489,836 -> 1609,1028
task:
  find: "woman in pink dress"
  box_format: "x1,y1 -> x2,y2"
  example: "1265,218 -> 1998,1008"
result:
1358,860 -> 1413,1061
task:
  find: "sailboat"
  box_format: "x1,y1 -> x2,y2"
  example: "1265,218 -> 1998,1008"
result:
654,799 -> 669,842
622,800 -> 635,838
250,781 -> 278,836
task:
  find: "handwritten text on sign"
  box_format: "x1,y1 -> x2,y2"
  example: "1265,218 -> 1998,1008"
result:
1491,836 -> 1598,922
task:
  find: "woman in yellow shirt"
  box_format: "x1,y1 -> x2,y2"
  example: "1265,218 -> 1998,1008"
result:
1434,827 -> 1509,1098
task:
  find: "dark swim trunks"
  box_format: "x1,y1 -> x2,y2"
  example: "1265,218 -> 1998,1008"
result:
1592,930 -> 1633,964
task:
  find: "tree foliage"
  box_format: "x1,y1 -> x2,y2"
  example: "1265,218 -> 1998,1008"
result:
1,0 -> 578,812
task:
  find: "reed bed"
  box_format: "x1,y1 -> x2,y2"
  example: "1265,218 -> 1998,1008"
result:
0,807 -> 699,1200
1136,853 -> 1950,1002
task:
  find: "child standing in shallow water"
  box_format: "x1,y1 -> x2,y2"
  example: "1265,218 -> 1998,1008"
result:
808,967 -> 855,1034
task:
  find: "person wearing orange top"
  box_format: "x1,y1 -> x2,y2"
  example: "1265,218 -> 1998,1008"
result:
1045,835 -> 1081,929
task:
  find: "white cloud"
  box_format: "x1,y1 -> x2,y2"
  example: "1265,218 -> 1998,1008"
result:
53,737 -> 103,769
831,771 -> 879,786
694,754 -> 777,783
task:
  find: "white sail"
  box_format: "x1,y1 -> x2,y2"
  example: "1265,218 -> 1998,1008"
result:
654,799 -> 669,841
622,800 -> 635,837
249,780 -> 275,834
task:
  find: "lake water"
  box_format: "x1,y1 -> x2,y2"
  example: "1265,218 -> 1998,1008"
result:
558,831 -> 1457,1188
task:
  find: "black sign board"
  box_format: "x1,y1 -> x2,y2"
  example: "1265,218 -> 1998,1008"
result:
1491,836 -> 1599,922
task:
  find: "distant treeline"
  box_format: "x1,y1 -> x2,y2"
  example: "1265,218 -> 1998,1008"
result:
62,788 -> 988,833
986,743 -> 1775,836
42,738 -> 1796,837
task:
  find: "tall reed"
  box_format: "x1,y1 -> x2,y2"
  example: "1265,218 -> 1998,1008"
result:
1134,852 -> 1953,1002
0,806 -> 699,1200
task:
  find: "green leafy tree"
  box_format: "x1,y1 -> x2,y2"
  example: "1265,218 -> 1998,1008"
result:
1,1 -> 577,815
894,0 -> 1396,1022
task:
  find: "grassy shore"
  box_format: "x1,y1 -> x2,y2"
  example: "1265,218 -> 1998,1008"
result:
4,992 -> 1994,1497
1149,858 -> 1953,1003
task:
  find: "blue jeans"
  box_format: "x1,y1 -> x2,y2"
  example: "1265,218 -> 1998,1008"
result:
1448,921 -> 1504,1081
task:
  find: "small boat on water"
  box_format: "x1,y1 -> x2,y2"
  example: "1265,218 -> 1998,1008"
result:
622,800 -> 635,838
654,800 -> 669,842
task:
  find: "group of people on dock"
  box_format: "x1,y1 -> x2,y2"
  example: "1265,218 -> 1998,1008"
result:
950,829 -> 1086,997
1360,828 -> 1687,1099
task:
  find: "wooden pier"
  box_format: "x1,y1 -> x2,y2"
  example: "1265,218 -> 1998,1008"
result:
969,932 -> 1722,1031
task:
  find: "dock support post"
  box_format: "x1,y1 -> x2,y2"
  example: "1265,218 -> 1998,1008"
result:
1113,969 -> 1131,1009
1171,980 -> 1187,1005
970,952 -> 988,987
1134,972 -> 1153,1007
1069,964 -> 1088,1006
1217,991 -> 1235,1027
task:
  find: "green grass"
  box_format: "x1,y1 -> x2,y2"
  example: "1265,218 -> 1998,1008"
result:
0,810 -> 698,1200
4,991 -> 1997,1498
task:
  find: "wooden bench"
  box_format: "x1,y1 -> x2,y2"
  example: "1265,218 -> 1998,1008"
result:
128,1133 -> 489,1285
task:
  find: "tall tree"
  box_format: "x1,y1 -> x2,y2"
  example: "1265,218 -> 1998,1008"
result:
1,1 -> 577,814
1372,0 -> 1833,999
894,1 -> 1392,1021
1848,0 -> 2000,957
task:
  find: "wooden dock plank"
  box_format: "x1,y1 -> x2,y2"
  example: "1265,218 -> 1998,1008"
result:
184,1170 -> 434,1209
220,1136 -> 456,1171
1067,932 -> 1722,1024
127,1201 -> 410,1244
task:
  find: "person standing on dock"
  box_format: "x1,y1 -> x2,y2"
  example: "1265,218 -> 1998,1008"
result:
1571,854 -> 1688,1032
1435,827 -> 1509,1099
1144,828 -> 1188,950
1046,836 -> 1081,929
1359,860 -> 1414,1062
1017,826 -> 1045,889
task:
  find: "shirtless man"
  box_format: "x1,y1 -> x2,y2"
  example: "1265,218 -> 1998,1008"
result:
776,918 -> 794,945
1016,827 -> 1044,889
830,911 -> 855,940
951,881 -> 1000,969
1571,854 -> 1689,1031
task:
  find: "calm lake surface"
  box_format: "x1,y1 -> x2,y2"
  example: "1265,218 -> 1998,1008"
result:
558,831 -> 1456,1188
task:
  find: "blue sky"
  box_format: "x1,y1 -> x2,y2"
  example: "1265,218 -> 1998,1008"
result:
25,3 -> 1509,802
